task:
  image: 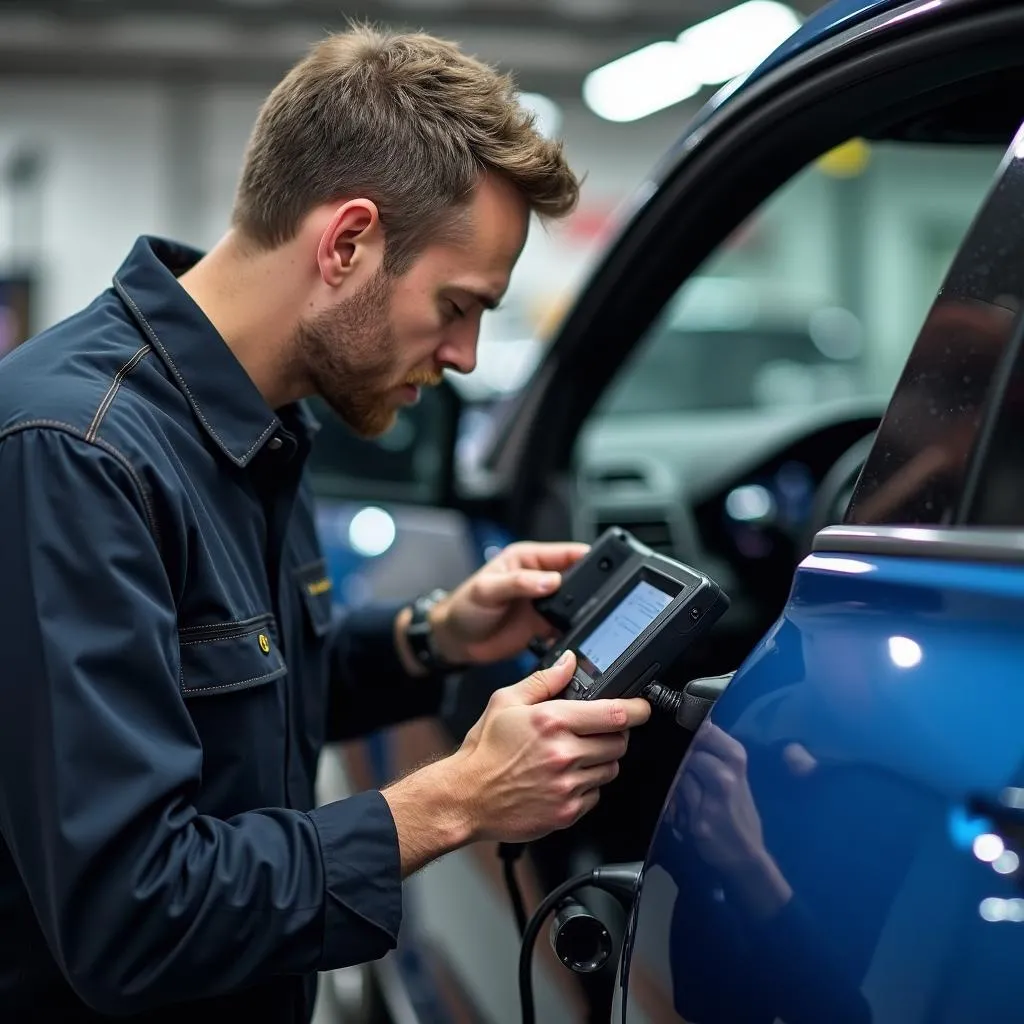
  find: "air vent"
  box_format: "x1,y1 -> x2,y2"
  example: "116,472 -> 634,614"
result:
595,515 -> 674,555
587,467 -> 647,486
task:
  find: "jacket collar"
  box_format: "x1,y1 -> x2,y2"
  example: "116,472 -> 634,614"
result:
112,235 -> 319,467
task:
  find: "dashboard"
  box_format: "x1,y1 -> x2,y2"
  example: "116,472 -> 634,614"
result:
573,399 -> 884,635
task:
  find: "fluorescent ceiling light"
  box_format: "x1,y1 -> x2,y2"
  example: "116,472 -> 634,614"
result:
677,1 -> 802,85
583,41 -> 700,123
583,1 -> 801,122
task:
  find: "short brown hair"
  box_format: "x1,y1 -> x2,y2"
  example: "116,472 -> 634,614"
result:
232,24 -> 580,273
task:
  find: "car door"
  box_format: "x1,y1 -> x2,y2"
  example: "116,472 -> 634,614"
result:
617,50 -> 1024,1024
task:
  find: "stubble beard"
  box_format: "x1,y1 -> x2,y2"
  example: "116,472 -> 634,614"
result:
295,268 -> 404,439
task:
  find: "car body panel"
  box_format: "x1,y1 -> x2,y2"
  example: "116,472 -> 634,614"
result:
621,545 -> 1024,1023
748,0 -> 925,88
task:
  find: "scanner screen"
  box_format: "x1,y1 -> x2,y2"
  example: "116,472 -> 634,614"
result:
576,580 -> 672,677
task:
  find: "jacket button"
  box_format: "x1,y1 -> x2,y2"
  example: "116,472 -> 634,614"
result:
267,436 -> 284,451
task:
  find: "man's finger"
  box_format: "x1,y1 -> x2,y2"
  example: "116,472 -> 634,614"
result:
559,697 -> 651,735
471,569 -> 562,607
504,541 -> 590,572
575,760 -> 621,792
506,650 -> 576,705
573,731 -> 630,768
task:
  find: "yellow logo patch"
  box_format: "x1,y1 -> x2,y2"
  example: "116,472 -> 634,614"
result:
306,577 -> 332,597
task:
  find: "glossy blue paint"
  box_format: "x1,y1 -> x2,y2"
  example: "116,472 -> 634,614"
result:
621,550 -> 1024,1022
748,0 -> 920,87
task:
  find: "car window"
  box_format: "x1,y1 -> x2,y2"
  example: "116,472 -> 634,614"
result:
590,140 -> 1005,421
849,124 -> 1024,527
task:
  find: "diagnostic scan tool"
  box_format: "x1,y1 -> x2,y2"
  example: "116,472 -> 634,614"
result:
533,527 -> 729,701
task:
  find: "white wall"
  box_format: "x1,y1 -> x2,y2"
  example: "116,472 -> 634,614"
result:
0,81 -> 173,328
0,77 -> 701,337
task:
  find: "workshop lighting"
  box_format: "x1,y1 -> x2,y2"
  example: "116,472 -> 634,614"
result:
725,484 -> 775,523
583,41 -> 701,122
993,850 -> 1020,876
974,833 -> 1006,864
583,2 -> 801,122
348,507 -> 396,558
887,635 -> 922,669
676,1 -> 802,85
979,897 -> 1024,923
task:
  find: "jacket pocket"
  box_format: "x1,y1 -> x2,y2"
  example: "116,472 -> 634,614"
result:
176,614 -> 288,815
178,613 -> 287,696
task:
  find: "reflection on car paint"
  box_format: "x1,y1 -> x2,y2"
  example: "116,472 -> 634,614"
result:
626,552 -> 1024,1022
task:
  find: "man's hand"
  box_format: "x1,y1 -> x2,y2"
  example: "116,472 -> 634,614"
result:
381,652 -> 650,874
427,540 -> 589,667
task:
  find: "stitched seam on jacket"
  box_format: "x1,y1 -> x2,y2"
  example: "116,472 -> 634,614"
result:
0,420 -> 161,549
177,614 -> 273,637
86,344 -> 151,443
113,278 -> 278,465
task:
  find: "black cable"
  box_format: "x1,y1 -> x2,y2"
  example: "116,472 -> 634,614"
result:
519,870 -> 597,1024
499,841 -> 529,937
518,862 -> 643,1024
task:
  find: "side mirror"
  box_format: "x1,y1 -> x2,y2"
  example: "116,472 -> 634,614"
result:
305,379 -> 463,507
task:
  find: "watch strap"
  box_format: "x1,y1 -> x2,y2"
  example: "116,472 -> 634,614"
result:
405,588 -> 462,675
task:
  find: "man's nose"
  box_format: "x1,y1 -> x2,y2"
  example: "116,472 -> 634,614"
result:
438,322 -> 478,375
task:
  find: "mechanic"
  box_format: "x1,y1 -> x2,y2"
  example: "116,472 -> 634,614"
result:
0,25 -> 650,1023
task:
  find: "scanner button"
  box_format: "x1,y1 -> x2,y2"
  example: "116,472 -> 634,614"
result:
570,672 -> 589,694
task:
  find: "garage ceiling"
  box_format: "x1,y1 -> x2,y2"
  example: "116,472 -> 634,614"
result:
0,0 -> 823,92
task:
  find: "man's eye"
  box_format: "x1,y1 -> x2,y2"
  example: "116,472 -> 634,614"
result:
448,301 -> 466,320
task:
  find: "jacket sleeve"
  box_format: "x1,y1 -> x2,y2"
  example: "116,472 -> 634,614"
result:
0,427 -> 402,1016
324,602 -> 448,742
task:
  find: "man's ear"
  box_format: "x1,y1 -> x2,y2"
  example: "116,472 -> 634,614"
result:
316,199 -> 382,287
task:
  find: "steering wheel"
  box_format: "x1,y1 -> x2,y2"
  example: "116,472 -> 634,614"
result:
802,430 -> 877,551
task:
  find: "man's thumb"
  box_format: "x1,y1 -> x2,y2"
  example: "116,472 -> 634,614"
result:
513,650 -> 576,705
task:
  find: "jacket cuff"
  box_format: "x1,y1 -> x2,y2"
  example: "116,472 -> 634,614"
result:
309,790 -> 403,969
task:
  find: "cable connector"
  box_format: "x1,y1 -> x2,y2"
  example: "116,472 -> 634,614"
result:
642,671 -> 737,731
641,681 -> 684,716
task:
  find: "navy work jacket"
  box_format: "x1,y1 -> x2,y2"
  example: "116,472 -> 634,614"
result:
0,236 -> 447,1022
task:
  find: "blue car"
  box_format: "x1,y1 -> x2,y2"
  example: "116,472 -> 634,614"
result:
306,0 -> 1024,1020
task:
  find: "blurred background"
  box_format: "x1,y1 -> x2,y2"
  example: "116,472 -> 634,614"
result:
0,0 -> 996,405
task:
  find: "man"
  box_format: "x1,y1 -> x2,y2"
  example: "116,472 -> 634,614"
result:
0,25 -> 650,1023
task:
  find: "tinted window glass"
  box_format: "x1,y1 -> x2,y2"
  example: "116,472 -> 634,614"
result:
847,131 -> 1024,526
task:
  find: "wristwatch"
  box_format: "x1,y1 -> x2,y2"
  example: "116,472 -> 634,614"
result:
405,588 -> 462,675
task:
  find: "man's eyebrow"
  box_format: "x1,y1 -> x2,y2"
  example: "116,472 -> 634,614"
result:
457,288 -> 502,311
